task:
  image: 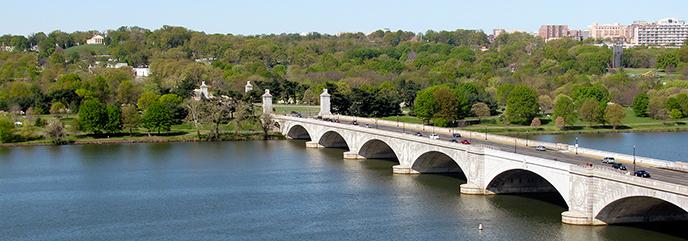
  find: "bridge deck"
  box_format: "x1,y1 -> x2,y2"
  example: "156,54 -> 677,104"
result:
281,115 -> 688,187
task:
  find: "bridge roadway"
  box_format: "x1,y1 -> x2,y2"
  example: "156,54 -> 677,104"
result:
324,118 -> 688,186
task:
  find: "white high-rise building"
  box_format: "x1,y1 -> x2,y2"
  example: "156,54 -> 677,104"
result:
633,18 -> 688,46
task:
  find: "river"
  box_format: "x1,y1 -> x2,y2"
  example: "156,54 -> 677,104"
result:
528,131 -> 688,162
0,141 -> 686,240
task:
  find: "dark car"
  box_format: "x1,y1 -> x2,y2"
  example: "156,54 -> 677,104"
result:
612,163 -> 627,171
451,138 -> 459,143
352,120 -> 358,126
452,133 -> 462,139
460,140 -> 471,145
290,111 -> 303,118
634,170 -> 651,178
415,132 -> 423,137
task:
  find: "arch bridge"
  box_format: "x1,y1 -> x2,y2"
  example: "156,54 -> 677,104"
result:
276,115 -> 688,226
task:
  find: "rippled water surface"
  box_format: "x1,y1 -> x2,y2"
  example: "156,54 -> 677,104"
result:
0,141 -> 685,240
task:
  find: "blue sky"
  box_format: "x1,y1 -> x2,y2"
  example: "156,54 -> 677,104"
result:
2,0 -> 687,35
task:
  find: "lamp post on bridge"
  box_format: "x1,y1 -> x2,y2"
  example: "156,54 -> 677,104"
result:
633,145 -> 635,174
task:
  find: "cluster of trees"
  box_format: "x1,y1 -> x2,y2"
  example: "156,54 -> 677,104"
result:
2,26 -> 688,141
412,83 -> 493,126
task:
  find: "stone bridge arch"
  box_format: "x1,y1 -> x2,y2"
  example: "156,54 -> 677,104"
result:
357,139 -> 400,161
410,150 -> 466,177
318,130 -> 350,150
594,195 -> 688,224
484,168 -> 570,209
285,124 -> 312,140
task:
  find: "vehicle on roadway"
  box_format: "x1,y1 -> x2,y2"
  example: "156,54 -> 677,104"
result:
352,120 -> 358,126
450,138 -> 459,143
429,134 -> 440,140
634,170 -> 651,178
452,133 -> 461,139
460,140 -> 471,145
612,163 -> 627,171
601,157 -> 616,164
535,145 -> 546,151
290,111 -> 303,118
415,132 -> 423,137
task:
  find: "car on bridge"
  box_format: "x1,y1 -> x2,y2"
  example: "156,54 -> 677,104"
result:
429,134 -> 440,140
601,157 -> 616,164
460,140 -> 471,145
612,163 -> 627,171
535,145 -> 546,151
452,133 -> 461,139
634,170 -> 651,178
415,132 -> 423,137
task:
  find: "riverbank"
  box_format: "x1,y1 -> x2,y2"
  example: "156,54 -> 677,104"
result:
0,132 -> 285,147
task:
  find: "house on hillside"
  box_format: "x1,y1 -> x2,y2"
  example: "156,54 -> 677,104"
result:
133,67 -> 150,77
86,35 -> 104,45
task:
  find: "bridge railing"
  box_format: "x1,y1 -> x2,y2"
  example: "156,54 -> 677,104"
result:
571,164 -> 688,195
319,114 -> 688,172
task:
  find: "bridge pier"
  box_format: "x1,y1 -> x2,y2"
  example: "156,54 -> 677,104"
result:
561,211 -> 598,225
392,165 -> 419,174
459,183 -> 490,195
305,141 -> 324,148
343,151 -> 365,160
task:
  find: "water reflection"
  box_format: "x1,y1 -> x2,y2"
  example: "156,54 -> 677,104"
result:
0,141 -> 686,240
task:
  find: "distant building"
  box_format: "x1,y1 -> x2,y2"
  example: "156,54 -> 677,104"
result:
589,23 -> 628,42
633,18 -> 688,46
86,35 -> 104,45
245,81 -> 253,93
493,29 -> 506,38
133,67 -> 150,77
538,25 -> 569,41
193,81 -> 214,100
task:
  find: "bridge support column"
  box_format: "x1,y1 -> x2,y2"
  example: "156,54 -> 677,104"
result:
459,183 -> 489,195
305,141 -> 324,148
392,165 -> 418,174
343,151 -> 365,160
561,211 -> 597,225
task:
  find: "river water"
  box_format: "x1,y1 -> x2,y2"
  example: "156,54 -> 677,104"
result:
0,141 -> 686,240
528,131 -> 688,162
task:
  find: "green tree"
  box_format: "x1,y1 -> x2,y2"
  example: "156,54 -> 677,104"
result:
413,87 -> 437,122
104,104 -> 122,133
121,104 -> 140,135
553,95 -> 577,128
137,91 -> 160,110
657,51 -> 680,72
579,98 -> 603,126
632,93 -> 649,117
505,85 -> 539,125
669,109 -> 683,120
0,114 -> 17,143
142,101 -> 173,134
433,87 -> 459,125
78,99 -> 107,134
604,103 -> 625,129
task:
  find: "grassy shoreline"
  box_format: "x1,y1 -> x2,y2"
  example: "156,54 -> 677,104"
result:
0,132 -> 285,148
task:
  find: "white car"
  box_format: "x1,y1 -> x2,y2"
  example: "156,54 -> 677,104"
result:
535,145 -> 546,151
602,157 -> 616,164
429,134 -> 440,140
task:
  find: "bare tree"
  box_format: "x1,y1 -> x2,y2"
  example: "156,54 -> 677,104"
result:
203,97 -> 235,140
259,113 -> 275,140
184,99 -> 205,140
46,119 -> 67,144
